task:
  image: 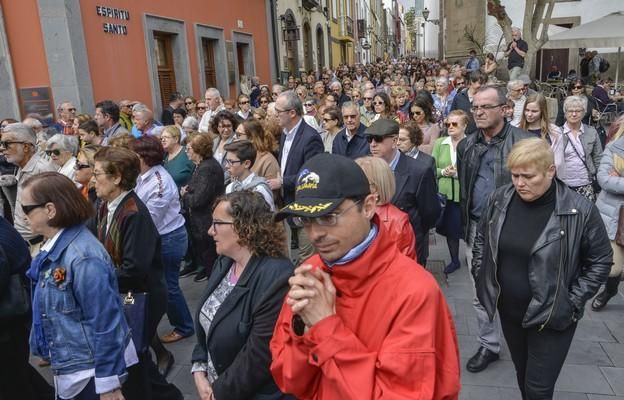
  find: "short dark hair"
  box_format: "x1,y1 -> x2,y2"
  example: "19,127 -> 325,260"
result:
95,100 -> 120,123
169,92 -> 183,103
400,121 -> 424,147
323,105 -> 343,127
128,135 -> 165,167
172,108 -> 187,119
210,110 -> 239,135
94,146 -> 140,191
224,139 -> 257,168
187,132 -> 214,160
22,172 -> 94,227
78,120 -> 100,136
469,70 -> 488,84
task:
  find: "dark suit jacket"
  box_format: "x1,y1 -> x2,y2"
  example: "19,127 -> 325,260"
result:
332,123 -> 370,159
391,152 -> 440,264
192,255 -> 293,400
278,119 -> 324,205
161,105 -> 175,126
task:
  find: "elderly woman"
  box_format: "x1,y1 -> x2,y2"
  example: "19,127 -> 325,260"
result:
210,111 -> 239,178
432,77 -> 456,121
593,119 -> 624,311
24,172 -> 135,400
182,116 -> 199,136
92,147 -> 182,399
236,94 -> 252,122
161,125 -> 195,189
397,121 -> 424,159
46,133 -> 79,181
355,156 -> 416,259
432,110 -> 468,274
410,96 -> 440,155
181,133 -> 225,283
553,95 -> 604,201
473,138 -> 611,400
129,136 -> 194,348
191,191 -> 292,400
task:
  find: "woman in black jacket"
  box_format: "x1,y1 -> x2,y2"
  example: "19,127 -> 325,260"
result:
181,133 -> 225,282
472,138 -> 612,400
191,191 -> 293,400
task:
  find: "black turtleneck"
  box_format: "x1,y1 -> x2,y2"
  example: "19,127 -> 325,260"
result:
498,181 -> 556,322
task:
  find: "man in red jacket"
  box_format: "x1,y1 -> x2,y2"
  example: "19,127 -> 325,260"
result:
271,153 -> 460,400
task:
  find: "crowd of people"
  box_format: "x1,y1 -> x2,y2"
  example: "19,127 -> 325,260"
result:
0,51 -> 623,400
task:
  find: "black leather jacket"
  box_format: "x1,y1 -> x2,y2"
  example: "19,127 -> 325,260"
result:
457,122 -> 532,237
472,179 -> 612,331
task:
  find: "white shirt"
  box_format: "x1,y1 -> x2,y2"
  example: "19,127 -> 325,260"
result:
198,105 -> 225,133
58,157 -> 76,182
226,172 -> 275,211
106,191 -> 131,235
134,165 -> 185,235
561,123 -> 591,187
40,230 -> 139,398
280,117 -> 304,177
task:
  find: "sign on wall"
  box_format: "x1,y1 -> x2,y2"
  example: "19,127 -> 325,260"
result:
95,6 -> 130,35
19,87 -> 54,125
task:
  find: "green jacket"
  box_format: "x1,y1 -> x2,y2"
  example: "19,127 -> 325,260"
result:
432,136 -> 461,202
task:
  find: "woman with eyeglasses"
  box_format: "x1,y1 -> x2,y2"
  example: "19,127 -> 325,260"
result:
74,144 -> 100,203
410,95 -> 440,155
46,133 -> 79,182
161,126 -> 195,189
191,191 -> 292,400
184,96 -> 198,119
210,111 -> 240,181
320,106 -> 343,153
432,110 -> 468,274
556,79 -> 596,126
181,133 -> 225,283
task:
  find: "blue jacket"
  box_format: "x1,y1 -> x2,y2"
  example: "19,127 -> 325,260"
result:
332,124 -> 370,159
30,224 -> 130,378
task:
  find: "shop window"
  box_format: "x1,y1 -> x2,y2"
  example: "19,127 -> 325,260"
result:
154,32 -> 177,108
202,38 -> 217,89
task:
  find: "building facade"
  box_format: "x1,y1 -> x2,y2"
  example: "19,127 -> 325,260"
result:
0,0 -> 276,120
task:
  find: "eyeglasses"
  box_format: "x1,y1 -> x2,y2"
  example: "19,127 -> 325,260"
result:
445,121 -> 460,128
470,104 -> 506,112
412,111 -> 423,116
45,149 -> 61,156
92,171 -> 110,179
365,134 -> 396,143
73,162 -> 91,170
211,220 -> 234,230
224,158 -> 242,166
0,140 -> 26,148
160,135 -> 174,141
293,200 -> 361,228
22,203 -> 46,215
373,101 -> 385,105
239,101 -> 249,105
304,103 -> 315,107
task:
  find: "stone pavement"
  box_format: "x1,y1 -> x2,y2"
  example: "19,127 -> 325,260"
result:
35,233 -> 624,399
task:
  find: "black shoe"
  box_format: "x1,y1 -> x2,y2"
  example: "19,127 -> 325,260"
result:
179,265 -> 198,278
157,350 -> 175,378
592,276 -> 620,311
444,261 -> 461,274
466,346 -> 499,373
194,270 -> 208,282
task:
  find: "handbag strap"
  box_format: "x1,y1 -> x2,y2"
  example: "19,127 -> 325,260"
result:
564,132 -> 594,177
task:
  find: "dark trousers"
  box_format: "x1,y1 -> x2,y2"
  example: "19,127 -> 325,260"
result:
0,319 -> 54,400
500,312 -> 577,400
123,351 -> 183,400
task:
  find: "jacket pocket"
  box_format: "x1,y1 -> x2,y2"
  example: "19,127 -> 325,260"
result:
546,292 -> 575,331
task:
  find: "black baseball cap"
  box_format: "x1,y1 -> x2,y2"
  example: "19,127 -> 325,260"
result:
275,153 -> 370,220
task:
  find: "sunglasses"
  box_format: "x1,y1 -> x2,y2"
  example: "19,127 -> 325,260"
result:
22,203 -> 46,215
373,101 -> 385,105
239,101 -> 249,105
365,135 -> 395,143
73,162 -> 91,170
198,106 -> 207,110
304,103 -> 315,107
185,102 -> 194,105
573,85 -> 584,90
260,100 -> 269,104
444,121 -> 460,128
45,149 -> 61,156
412,111 -> 423,115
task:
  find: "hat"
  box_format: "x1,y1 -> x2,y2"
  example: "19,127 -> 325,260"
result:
364,118 -> 400,137
275,153 -> 370,220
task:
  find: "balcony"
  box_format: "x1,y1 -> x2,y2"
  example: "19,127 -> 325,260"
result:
340,16 -> 354,39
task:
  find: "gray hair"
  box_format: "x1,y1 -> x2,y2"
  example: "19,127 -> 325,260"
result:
2,123 -> 37,145
182,116 -> 199,130
278,91 -> 303,116
512,27 -> 522,36
205,88 -> 221,98
563,95 -> 588,114
476,85 -> 507,106
330,81 -> 343,90
22,117 -> 43,130
435,76 -> 449,86
507,80 -> 524,91
341,102 -> 360,115
47,133 -> 79,156
132,103 -> 148,113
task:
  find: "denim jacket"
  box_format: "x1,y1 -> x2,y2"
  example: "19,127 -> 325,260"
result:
30,224 -> 130,380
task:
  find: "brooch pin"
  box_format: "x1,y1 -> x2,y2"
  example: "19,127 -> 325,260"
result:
52,267 -> 66,286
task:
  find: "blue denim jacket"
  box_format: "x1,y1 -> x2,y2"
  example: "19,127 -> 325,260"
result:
29,224 -> 130,378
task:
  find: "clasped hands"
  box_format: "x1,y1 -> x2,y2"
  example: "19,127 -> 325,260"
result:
287,264 -> 336,330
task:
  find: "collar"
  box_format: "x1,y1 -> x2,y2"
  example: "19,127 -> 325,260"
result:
563,122 -> 585,135
137,165 -> 158,184
107,190 -> 131,215
43,225 -> 84,262
234,172 -> 256,185
284,117 -> 303,138
478,121 -> 508,144
19,153 -> 41,174
389,149 -> 401,171
325,224 -> 378,267
41,229 -> 64,253
104,122 -> 121,136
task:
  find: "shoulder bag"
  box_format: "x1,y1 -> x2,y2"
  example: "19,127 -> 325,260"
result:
120,291 -> 149,353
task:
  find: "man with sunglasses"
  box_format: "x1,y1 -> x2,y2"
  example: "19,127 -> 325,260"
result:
0,123 -> 56,251
52,101 -> 77,135
366,119 -> 440,266
457,85 -> 531,373
270,153 -> 460,400
332,102 -> 369,160
359,89 -> 377,127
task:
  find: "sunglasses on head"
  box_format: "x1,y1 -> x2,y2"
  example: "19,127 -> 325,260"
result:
365,134 -> 395,143
444,121 -> 460,128
45,149 -> 61,156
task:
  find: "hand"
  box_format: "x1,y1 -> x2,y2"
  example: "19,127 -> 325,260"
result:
180,185 -> 188,196
447,166 -> 457,177
194,372 -> 215,400
100,389 -> 124,400
286,264 -> 336,328
267,178 -> 282,190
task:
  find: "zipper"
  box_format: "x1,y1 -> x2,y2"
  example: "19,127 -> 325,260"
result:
539,227 -> 565,331
488,218 -> 502,314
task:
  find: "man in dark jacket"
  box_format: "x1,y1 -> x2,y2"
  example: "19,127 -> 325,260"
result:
457,85 -> 532,373
329,81 -> 351,106
450,71 -> 487,135
161,92 -> 183,126
367,119 -> 440,265
332,102 -> 370,159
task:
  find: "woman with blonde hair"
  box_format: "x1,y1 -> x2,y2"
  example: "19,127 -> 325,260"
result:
519,93 -> 561,140
355,156 -> 416,259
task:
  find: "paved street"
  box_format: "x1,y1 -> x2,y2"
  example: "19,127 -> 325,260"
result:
35,233 -> 624,399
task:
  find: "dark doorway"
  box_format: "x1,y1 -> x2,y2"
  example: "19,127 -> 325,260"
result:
202,38 -> 217,90
154,32 -> 177,108
536,48 -> 569,81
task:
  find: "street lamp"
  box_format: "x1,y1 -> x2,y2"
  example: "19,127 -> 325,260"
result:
422,7 -> 439,25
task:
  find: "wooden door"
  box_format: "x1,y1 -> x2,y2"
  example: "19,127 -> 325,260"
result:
202,38 -> 217,89
154,32 -> 176,108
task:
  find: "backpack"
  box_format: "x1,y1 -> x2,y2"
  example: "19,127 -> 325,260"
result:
599,58 -> 610,73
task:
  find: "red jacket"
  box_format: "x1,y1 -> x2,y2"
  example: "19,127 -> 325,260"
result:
376,203 -> 417,259
270,218 -> 461,400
